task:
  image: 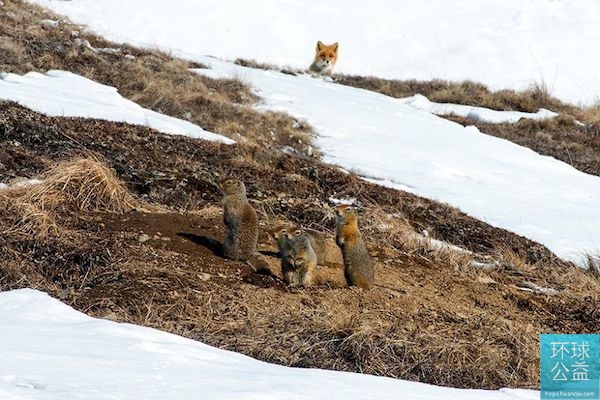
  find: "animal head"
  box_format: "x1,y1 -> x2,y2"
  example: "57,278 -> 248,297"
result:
269,225 -> 289,242
287,227 -> 314,256
218,177 -> 246,196
288,227 -> 304,241
270,225 -> 292,248
334,204 -> 357,225
314,41 -> 338,69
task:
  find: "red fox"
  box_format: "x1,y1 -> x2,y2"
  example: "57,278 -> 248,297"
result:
308,41 -> 338,75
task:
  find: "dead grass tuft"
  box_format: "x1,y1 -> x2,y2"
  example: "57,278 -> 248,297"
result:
234,58 -> 303,76
0,156 -> 135,293
359,206 -> 411,244
586,255 -> 600,279
0,193 -> 58,239
25,157 -> 140,213
359,206 -> 474,270
0,156 -> 146,241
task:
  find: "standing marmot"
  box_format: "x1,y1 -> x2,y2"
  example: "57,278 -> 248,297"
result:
218,178 -> 258,261
334,205 -> 374,289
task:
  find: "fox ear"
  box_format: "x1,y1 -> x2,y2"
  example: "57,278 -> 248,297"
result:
332,42 -> 339,52
316,41 -> 324,51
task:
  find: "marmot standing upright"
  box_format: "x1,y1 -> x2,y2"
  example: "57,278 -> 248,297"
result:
334,205 -> 374,289
218,178 -> 258,261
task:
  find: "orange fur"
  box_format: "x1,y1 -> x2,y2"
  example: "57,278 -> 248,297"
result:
309,41 -> 338,75
334,205 -> 374,289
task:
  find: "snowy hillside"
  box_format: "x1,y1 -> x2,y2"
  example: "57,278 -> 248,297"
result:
2,2 -> 599,399
29,0 -> 600,106
14,1 -> 600,262
195,58 -> 600,264
0,289 -> 539,400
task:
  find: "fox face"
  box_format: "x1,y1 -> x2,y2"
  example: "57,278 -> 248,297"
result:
310,41 -> 338,74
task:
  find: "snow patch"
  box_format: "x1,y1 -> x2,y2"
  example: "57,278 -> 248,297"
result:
0,289 -> 540,400
400,94 -> 558,123
29,0 -> 600,105
0,70 -> 234,144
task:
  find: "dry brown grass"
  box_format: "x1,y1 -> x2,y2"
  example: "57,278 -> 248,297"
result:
23,157 -> 140,213
234,58 -> 304,76
1,103 -> 598,391
489,246 -> 600,300
0,0 -> 315,156
1,2 -> 598,389
0,194 -> 58,239
333,75 -> 576,115
0,156 -> 144,239
0,158 -> 124,292
359,205 -> 475,271
585,254 -> 600,279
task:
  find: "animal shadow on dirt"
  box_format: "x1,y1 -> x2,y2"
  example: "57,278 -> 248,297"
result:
178,232 -> 224,257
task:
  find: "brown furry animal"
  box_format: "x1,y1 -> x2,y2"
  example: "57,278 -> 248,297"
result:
282,228 -> 318,286
308,41 -> 338,75
334,205 -> 374,289
218,178 -> 258,261
269,225 -> 292,258
271,225 -> 327,267
294,226 -> 327,266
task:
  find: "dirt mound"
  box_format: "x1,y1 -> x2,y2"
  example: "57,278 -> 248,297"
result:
1,104 -> 598,391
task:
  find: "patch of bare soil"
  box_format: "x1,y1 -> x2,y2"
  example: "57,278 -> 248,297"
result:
1,102 -> 598,391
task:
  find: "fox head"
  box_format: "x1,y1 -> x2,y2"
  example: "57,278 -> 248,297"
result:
313,41 -> 338,72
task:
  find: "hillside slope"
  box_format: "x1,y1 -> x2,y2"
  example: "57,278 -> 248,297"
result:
30,0 -> 600,105
1,0 -> 599,394
1,101 -> 598,390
